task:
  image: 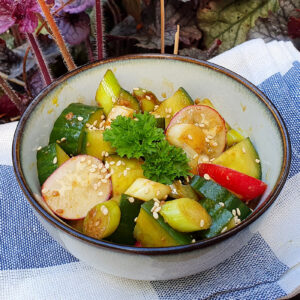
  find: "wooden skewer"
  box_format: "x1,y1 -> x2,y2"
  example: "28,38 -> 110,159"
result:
160,0 -> 165,54
0,71 -> 25,87
174,25 -> 180,55
37,0 -> 76,71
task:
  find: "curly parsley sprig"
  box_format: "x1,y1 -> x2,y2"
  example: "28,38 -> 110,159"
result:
103,113 -> 191,184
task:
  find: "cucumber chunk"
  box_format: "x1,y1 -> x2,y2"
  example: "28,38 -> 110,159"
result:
82,129 -> 115,160
118,89 -> 140,112
83,200 -> 121,239
132,88 -> 160,112
125,178 -> 171,201
49,103 -> 104,155
106,105 -> 135,126
213,138 -> 261,179
190,175 -> 252,221
169,180 -> 199,201
154,87 -> 193,127
41,155 -> 112,220
95,69 -> 121,116
107,194 -> 144,245
105,155 -> 145,196
160,198 -> 211,232
134,200 -> 192,247
37,143 -> 69,185
226,129 -> 244,147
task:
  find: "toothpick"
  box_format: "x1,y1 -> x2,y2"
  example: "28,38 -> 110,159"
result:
37,0 -> 76,71
0,71 -> 25,87
160,0 -> 165,54
174,25 -> 180,55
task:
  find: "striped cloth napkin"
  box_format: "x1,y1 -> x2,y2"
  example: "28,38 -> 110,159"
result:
0,39 -> 299,300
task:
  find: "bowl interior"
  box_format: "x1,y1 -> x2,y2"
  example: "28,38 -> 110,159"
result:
15,55 -> 289,251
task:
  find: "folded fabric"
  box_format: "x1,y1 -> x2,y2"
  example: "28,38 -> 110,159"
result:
0,39 -> 299,300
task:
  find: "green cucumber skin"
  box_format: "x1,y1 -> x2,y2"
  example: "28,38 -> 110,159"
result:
178,87 -> 194,104
49,103 -> 102,155
190,176 -> 251,221
155,117 -> 165,130
118,89 -> 140,112
142,200 -> 192,245
197,198 -> 233,239
107,195 -> 143,245
37,143 -> 59,185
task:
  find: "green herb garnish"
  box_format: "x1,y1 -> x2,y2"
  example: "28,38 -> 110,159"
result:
103,113 -> 190,184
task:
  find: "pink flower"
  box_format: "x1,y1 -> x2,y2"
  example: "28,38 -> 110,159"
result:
0,0 -> 40,34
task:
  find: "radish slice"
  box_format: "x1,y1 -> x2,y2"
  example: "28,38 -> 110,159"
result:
41,155 -> 112,220
166,105 -> 226,166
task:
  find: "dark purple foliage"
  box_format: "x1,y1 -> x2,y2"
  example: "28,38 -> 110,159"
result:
55,0 -> 95,14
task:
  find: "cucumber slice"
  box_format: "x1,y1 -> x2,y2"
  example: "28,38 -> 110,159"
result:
125,178 -> 171,201
118,89 -> 140,112
105,155 -> 145,196
132,88 -> 160,112
37,143 -> 69,185
133,200 -> 192,247
190,175 -> 252,221
82,129 -> 115,160
227,129 -> 244,147
95,69 -> 121,116
83,200 -> 121,239
213,138 -> 261,179
106,105 -> 135,126
160,198 -> 211,232
41,155 -> 112,220
49,103 -> 104,155
107,194 -> 144,245
169,181 -> 199,201
154,88 -> 193,127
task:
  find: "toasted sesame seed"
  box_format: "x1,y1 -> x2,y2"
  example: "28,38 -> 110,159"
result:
123,170 -> 128,176
205,137 -> 210,143
156,190 -> 161,196
121,162 -> 125,165
110,161 -> 115,165
204,173 -> 210,180
93,120 -> 97,126
101,168 -> 107,173
105,152 -> 109,157
86,123 -> 91,128
80,157 -> 86,163
142,89 -> 147,93
128,197 -> 135,203
210,158 -> 215,162
134,217 -> 138,222
101,115 -> 105,120
200,219 -> 204,227
165,108 -> 169,113
207,135 -> 213,140
192,239 -> 196,243
242,147 -> 246,153
126,167 -> 131,170
154,201 -> 160,207
219,202 -> 225,207
133,87 -> 139,91
92,164 -> 97,169
101,205 -> 109,215
87,160 -> 91,165
101,179 -> 108,183
155,206 -> 161,212
61,137 -> 66,142
153,212 -> 159,219
56,140 -> 61,144
112,97 -> 116,103
146,95 -> 151,100
232,209 -> 237,216
101,151 -> 106,157
37,146 -> 42,151
188,134 -> 193,140
221,227 -> 227,233
89,168 -> 96,173
212,141 -> 218,147
199,123 -> 205,128
105,173 -> 111,179
53,157 -> 57,164
236,208 -> 241,216
255,159 -> 260,163
116,160 -> 122,166
144,187 -> 149,194
166,114 -> 171,118
93,184 -> 98,190
193,154 -> 199,159
77,116 -> 83,121
94,221 -> 100,227
153,197 -> 160,203
154,105 -> 159,110
110,169 -> 114,174
154,114 -> 161,118
105,162 -> 110,169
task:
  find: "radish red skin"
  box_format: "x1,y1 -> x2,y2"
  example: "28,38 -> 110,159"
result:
198,163 -> 267,201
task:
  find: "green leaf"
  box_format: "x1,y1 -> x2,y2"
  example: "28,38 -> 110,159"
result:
197,0 -> 279,53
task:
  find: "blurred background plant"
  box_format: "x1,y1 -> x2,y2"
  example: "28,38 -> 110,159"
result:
0,0 -> 299,123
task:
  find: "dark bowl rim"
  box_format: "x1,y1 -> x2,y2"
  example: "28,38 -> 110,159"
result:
12,53 -> 291,255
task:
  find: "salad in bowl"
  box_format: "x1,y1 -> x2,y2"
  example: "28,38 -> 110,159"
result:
36,69 -> 267,248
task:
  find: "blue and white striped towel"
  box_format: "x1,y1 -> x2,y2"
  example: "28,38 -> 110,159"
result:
0,39 -> 299,299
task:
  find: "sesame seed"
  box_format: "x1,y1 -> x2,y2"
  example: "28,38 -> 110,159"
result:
80,157 -> 86,162
134,118 -> 138,121
41,188 -> 48,194
56,140 -> 61,144
77,116 -> 83,121
200,219 -> 204,227
134,217 -> 138,222
105,152 -> 109,157
121,162 -> 125,165
110,169 -> 114,174
153,212 -> 159,219
105,173 -> 111,179
205,137 -> 210,143
86,123 -> 91,128
101,179 -> 108,183
94,221 -> 100,227
146,95 -> 151,100
193,154 -> 199,159
242,147 -> 246,153
87,160 -> 91,165
168,108 -> 172,113
101,115 -> 105,120
105,162 -> 109,169
203,173 -> 210,180
53,157 -> 57,164
207,135 -> 213,140
166,114 -> 171,118
188,134 -> 193,140
219,202 -> 225,207
126,167 -> 131,171
212,141 -> 218,147
154,105 -> 159,110
232,209 -> 237,216
101,151 -> 105,157
89,168 -> 96,173
123,170 -> 128,176
93,120 -> 97,126
97,191 -> 103,196
210,158 -> 215,162
37,146 -> 42,151
154,201 -> 160,207
128,197 -> 135,203
61,137 -> 66,142
155,206 -> 161,212
110,161 -> 115,165
255,159 -> 260,163
142,89 -> 147,93
156,190 -> 161,196
199,123 -> 205,128
236,208 -> 241,216
192,239 -> 196,243
155,114 -> 161,118
112,97 -> 116,103
165,108 -> 169,113
92,164 -> 98,169
221,227 -> 227,233
101,168 -> 107,173
101,205 -> 109,215
133,87 -> 139,91
116,160 -> 122,166
93,184 -> 98,190
153,197 -> 160,203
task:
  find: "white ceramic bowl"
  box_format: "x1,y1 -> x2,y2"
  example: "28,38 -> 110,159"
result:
13,54 -> 290,280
